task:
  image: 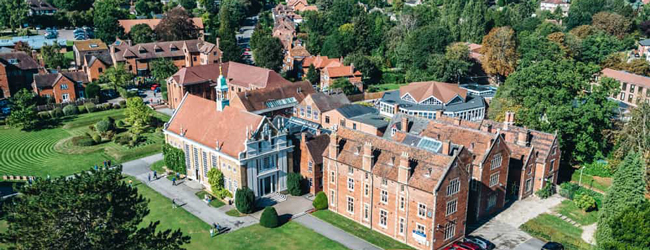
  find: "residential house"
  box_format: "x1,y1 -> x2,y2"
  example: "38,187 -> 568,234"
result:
32,71 -> 89,103
73,39 -> 109,68
282,44 -> 311,74
118,17 -> 205,35
378,81 -> 487,121
323,126 -> 473,250
27,0 -> 57,16
600,68 -> 650,106
321,65 -> 363,91
230,80 -> 315,116
302,55 -> 342,76
287,0 -> 318,12
82,53 -> 113,82
322,104 -> 389,136
166,62 -> 291,109
539,0 -> 571,16
638,39 -> 650,62
293,92 -> 350,124
0,52 -> 40,99
110,39 -> 221,77
273,17 -> 297,50
164,79 -> 293,197
299,131 -> 329,194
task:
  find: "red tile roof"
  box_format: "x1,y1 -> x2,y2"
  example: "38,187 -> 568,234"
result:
171,62 -> 291,90
602,68 -> 650,90
111,39 -> 217,62
399,81 -> 468,104
302,55 -> 341,69
230,81 -> 315,112
323,65 -> 362,78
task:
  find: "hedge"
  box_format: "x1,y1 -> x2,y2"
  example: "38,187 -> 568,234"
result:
162,144 -> 186,173
62,105 -> 78,116
287,173 -> 303,196
313,191 -> 328,210
71,135 -> 94,147
260,206 -> 280,228
235,187 -> 255,214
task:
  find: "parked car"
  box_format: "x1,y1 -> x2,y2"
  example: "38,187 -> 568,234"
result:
541,242 -> 564,250
465,236 -> 495,250
150,84 -> 159,91
453,241 -> 483,250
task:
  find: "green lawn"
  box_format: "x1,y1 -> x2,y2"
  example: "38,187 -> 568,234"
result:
368,82 -> 406,92
555,200 -> 598,226
226,208 -> 245,217
312,210 -> 414,249
131,177 -> 347,250
520,213 -> 591,250
194,191 -> 225,208
64,51 -> 74,61
571,171 -> 611,193
0,109 -> 170,177
150,159 -> 166,173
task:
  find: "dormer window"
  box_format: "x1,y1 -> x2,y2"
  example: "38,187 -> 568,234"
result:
90,44 -> 98,48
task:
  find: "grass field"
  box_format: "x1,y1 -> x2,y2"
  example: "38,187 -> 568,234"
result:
0,109 -> 170,177
554,200 -> 598,226
520,213 -> 591,250
571,171 -> 611,193
312,210 -> 414,249
194,190 -> 225,208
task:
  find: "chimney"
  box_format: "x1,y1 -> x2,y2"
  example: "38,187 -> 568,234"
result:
435,110 -> 442,119
328,132 -> 339,159
362,142 -> 372,171
517,129 -> 530,146
350,63 -> 354,74
301,132 -> 307,143
401,116 -> 409,132
442,140 -> 451,155
215,140 -> 221,151
503,111 -> 515,130
481,124 -> 492,133
316,128 -> 321,136
398,152 -> 410,184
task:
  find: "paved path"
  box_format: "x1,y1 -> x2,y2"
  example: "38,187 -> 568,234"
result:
293,214 -> 381,250
581,223 -> 597,244
121,154 -> 258,232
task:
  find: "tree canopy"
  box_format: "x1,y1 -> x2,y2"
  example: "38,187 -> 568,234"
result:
155,7 -> 200,41
94,0 -> 127,43
130,24 -> 155,44
252,36 -> 284,72
7,89 -> 38,130
481,26 -> 518,79
124,97 -> 153,135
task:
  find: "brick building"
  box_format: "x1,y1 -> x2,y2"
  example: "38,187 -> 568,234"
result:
322,104 -> 389,136
321,65 -> 363,92
599,68 -> 650,107
230,81 -> 315,117
81,53 -> 113,82
0,52 -> 40,99
73,39 -> 109,68
323,127 -> 473,250
166,62 -> 291,109
293,92 -> 350,125
300,131 -> 329,194
32,71 -> 89,103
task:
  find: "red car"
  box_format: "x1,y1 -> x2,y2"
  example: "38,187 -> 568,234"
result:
151,84 -> 159,91
453,241 -> 483,250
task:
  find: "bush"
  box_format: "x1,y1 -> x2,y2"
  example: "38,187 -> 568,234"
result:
559,182 -> 580,199
37,111 -> 50,119
113,104 -> 121,109
287,173 -> 303,196
62,105 -> 78,116
77,105 -> 86,113
102,103 -> 112,110
163,144 -> 186,173
53,107 -> 63,117
116,120 -> 124,127
313,191 -> 328,210
220,189 -> 232,199
581,161 -> 613,177
114,134 -> 131,145
91,134 -> 102,144
119,100 -> 127,107
95,104 -> 104,111
235,187 -> 255,214
95,120 -> 112,133
71,135 -> 94,146
574,193 -> 596,211
260,206 -> 280,228
84,103 -> 96,113
535,181 -> 554,199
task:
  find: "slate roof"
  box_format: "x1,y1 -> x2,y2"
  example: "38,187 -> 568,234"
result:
111,39 -> 217,62
231,81 -> 315,113
84,53 -> 113,67
28,0 -> 56,11
380,89 -> 485,113
305,134 -> 330,164
0,52 -> 39,70
33,71 -> 89,88
640,39 -> 650,47
334,104 -> 388,129
308,92 -> 350,113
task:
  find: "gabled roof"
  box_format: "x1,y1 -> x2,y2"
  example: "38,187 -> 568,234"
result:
73,39 -> 108,51
0,52 -> 39,70
602,68 -> 650,89
165,94 -> 265,158
111,39 -> 218,62
33,71 -> 89,88
399,81 -> 468,104
302,55 -> 342,69
305,133 -> 330,164
84,53 -> 113,67
118,18 -> 204,33
170,62 -> 291,90
28,0 -> 56,11
323,65 -> 362,78
307,92 -> 350,113
231,81 -> 315,113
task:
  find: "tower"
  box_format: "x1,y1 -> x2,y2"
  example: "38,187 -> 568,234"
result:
215,64 -> 229,111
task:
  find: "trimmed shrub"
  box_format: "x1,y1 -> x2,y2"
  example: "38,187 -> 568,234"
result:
104,130 -> 115,140
84,103 -> 96,113
62,105 -> 78,116
88,125 -> 95,131
313,191 -> 328,210
119,100 -> 126,107
95,104 -> 103,111
559,182 -> 580,199
163,144 -> 186,173
102,103 -> 112,110
113,104 -> 121,109
220,189 -> 232,199
91,134 -> 102,144
95,120 -> 112,133
114,134 -> 131,145
53,107 -> 63,117
71,135 -> 94,146
574,193 -> 596,211
235,187 -> 255,214
37,111 -> 50,119
77,105 -> 86,113
260,206 -> 280,228
287,172 -> 303,196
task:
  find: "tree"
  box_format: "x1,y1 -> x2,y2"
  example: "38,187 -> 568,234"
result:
150,59 -> 178,81
580,32 -> 623,64
52,0 -> 94,11
330,78 -> 358,95
85,82 -> 101,100
0,0 -> 28,32
41,43 -> 70,69
569,25 -> 598,39
597,152 -> 647,245
7,89 -> 38,130
312,191 -> 328,210
306,65 -> 319,84
207,168 -> 224,193
481,27 -> 518,79
460,0 -> 487,43
1,166 -> 190,249
94,0 -> 127,43
99,64 -> 134,91
235,187 -> 255,214
287,173 -> 303,196
124,97 -> 153,135
259,207 -> 279,228
573,193 -> 596,211
179,0 -> 197,10
155,7 -> 199,41
219,33 -> 242,63
130,24 -> 155,44
611,103 -> 650,186
252,36 -> 284,72
162,144 -> 186,173
591,11 -> 631,38
566,0 -> 605,29
13,41 -> 31,56
343,53 -> 382,84
601,201 -> 650,249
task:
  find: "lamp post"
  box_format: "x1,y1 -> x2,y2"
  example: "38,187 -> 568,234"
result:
578,165 -> 585,186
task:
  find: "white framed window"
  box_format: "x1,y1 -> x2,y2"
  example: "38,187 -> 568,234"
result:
418,203 -> 426,217
399,217 -> 405,235
391,127 -> 396,136
307,105 -> 312,118
380,190 -> 388,204
447,178 -> 460,196
444,221 -> 456,241
211,154 -> 217,168
347,196 -> 354,214
379,209 -> 388,228
364,183 -> 369,197
416,223 -> 426,234
489,173 -> 499,187
330,171 -> 335,183
347,177 -> 354,191
314,111 -> 319,120
61,93 -> 70,101
363,203 -> 369,221
60,83 -> 68,90
490,154 -> 502,170
550,159 -> 555,172
348,166 -> 354,175
446,199 -> 457,216
487,193 -> 497,209
308,160 -> 313,172
202,152 -> 208,178
525,178 -> 533,192
330,190 -> 336,206
381,178 -> 388,186
399,196 -> 405,210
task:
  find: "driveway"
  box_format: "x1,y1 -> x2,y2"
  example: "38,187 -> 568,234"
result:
293,214 -> 381,250
470,194 -> 565,250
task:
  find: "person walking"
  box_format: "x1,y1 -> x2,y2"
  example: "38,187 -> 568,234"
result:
153,170 -> 157,179
128,179 -> 133,187
148,173 -> 151,182
172,177 -> 176,186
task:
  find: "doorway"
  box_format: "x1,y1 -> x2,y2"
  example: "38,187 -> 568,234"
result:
259,175 -> 276,196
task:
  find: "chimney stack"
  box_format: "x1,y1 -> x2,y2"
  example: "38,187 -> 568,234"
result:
435,110 -> 442,119
503,111 -> 515,130
398,152 -> 410,184
517,129 -> 530,146
481,124 -> 492,133
328,132 -> 339,159
401,116 -> 409,132
301,132 -> 307,143
442,140 -> 451,155
362,142 -> 372,171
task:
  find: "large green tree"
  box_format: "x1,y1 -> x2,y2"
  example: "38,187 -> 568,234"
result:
7,88 -> 38,130
99,64 -> 134,91
252,36 -> 284,72
94,0 -> 127,43
601,201 -> 650,249
459,0 -> 487,43
0,0 -> 28,32
596,152 -> 647,246
150,59 -> 178,82
612,103 -> 650,187
2,166 -> 190,249
41,43 -> 71,69
124,97 -> 153,135
155,7 -> 199,41
52,0 -> 94,10
130,23 -> 155,44
580,31 -> 623,64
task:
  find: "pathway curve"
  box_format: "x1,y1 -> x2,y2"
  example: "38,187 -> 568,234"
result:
581,223 -> 597,244
121,154 -> 258,232
293,214 -> 381,250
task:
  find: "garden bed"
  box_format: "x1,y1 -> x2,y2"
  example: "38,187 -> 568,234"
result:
194,191 -> 226,208
520,213 -> 591,250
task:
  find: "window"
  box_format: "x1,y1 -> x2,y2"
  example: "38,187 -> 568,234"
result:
620,92 -> 625,101
352,123 -> 357,130
300,107 -> 305,117
629,94 -> 634,102
309,178 -> 313,187
292,107 -> 297,115
364,204 -> 369,221
234,180 -> 238,189
550,159 -> 555,172
347,178 -> 354,191
447,178 -> 460,196
60,83 -> 68,90
325,116 -> 330,124
418,203 -> 426,217
193,146 -> 199,171
630,84 -> 636,93
622,82 -> 627,91
380,190 -> 388,204
211,155 -> 217,168
330,171 -> 335,183
416,223 -> 425,235
314,111 -> 319,120
399,196 -> 405,210
490,154 -> 502,170
399,217 -> 405,235
330,190 -> 336,206
347,197 -> 354,214
381,178 -> 388,186
308,161 -> 313,172
98,67 -> 103,73
307,105 -> 312,118
489,173 -> 499,187
348,166 -> 354,175
391,127 -> 397,136
202,152 -> 208,178
340,119 -> 346,127
552,146 -> 557,155
61,93 -> 70,101
446,199 -> 457,215
444,221 -> 456,241
487,193 -> 497,209
379,210 -> 388,227
401,185 -> 405,192
364,184 -> 369,197
525,178 -> 533,192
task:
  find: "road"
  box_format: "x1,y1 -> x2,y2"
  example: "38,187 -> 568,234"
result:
236,16 -> 257,64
